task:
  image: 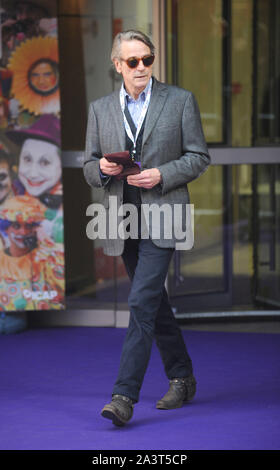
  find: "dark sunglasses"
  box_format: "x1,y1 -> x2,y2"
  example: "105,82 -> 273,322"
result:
122,54 -> 155,69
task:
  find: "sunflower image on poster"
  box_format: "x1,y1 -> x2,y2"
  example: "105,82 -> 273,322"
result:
8,36 -> 60,115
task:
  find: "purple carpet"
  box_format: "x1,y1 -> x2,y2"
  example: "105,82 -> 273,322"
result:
0,326 -> 279,450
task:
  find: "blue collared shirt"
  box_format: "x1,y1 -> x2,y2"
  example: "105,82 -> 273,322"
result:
121,78 -> 152,128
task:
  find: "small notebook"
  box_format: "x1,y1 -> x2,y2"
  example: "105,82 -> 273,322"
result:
104,151 -> 141,180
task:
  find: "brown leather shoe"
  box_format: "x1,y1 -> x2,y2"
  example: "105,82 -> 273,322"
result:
101,394 -> 134,426
156,375 -> 197,409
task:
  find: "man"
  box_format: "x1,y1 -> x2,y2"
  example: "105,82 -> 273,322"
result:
84,30 -> 210,427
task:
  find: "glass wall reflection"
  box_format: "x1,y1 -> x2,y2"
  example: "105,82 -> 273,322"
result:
173,0 -> 224,144
232,165 -> 254,306
256,0 -> 280,144
58,0 -> 153,311
254,164 -> 280,307
168,166 -> 225,298
231,0 -> 253,146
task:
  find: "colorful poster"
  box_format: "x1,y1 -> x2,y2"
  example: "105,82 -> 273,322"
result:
0,1 -> 65,311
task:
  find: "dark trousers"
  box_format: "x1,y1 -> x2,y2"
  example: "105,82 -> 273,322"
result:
112,236 -> 193,403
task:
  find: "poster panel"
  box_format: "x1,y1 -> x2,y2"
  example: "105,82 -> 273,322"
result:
0,1 -> 65,311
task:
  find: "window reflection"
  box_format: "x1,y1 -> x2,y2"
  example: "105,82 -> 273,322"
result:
256,0 -> 280,144
58,0 -> 153,311
175,0 -> 224,143
232,0 -> 253,146
58,0 -> 152,150
169,166 -> 225,297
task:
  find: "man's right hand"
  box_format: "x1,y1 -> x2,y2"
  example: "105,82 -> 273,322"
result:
100,157 -> 123,176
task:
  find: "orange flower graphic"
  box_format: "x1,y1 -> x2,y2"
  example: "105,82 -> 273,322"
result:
8,36 -> 60,115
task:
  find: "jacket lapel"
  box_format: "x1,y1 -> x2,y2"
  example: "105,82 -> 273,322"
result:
109,78 -> 168,151
142,78 -> 169,146
111,90 -> 126,151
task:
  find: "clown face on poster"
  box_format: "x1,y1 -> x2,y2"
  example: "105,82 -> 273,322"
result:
0,1 -> 65,311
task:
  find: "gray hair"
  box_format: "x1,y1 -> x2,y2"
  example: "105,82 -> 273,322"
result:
111,30 -> 155,61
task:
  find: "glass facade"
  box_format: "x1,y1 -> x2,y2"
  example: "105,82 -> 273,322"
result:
253,164 -> 280,307
176,0 -> 224,144
166,0 -> 280,314
232,0 -> 253,146
168,166 -> 225,297
255,0 -> 280,144
58,0 -> 153,312
36,0 -> 279,318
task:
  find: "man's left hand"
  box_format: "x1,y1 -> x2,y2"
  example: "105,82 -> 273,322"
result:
127,168 -> 162,189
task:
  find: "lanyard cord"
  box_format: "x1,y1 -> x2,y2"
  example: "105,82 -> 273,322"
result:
119,78 -> 152,158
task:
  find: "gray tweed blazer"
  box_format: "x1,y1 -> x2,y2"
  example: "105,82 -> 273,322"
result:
83,77 -> 210,256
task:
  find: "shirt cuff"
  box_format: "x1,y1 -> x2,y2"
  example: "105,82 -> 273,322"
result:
99,169 -> 109,179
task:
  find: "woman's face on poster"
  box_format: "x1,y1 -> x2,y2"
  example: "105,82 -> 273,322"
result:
29,60 -> 58,95
18,138 -> 61,196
